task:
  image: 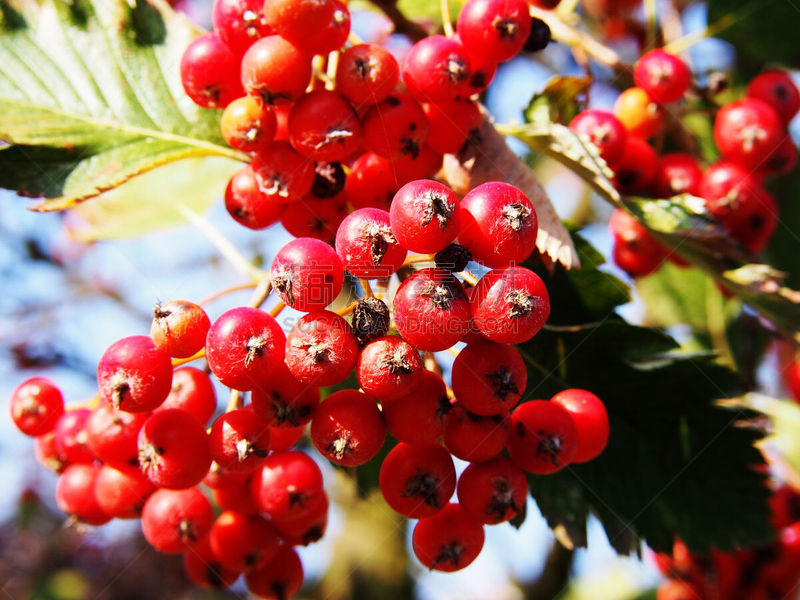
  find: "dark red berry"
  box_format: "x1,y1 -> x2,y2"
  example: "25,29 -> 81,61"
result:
141,487 -> 214,553
250,361 -> 320,428
336,44 -> 400,108
251,141 -> 316,203
95,464 -> 155,519
225,165 -> 286,230
551,388 -> 609,463
609,209 -> 667,277
569,109 -> 627,165
288,90 -> 363,162
212,0 -> 272,56
250,450 -> 325,522
382,369 -> 450,445
379,442 -> 456,518
443,405 -> 510,462
155,366 -> 217,426
209,510 -> 281,572
344,152 -> 398,210
182,535 -> 240,589
86,406 -> 149,469
451,341 -> 526,415
54,408 -> 96,465
747,70 -> 800,125
611,136 -> 658,194
362,93 -> 429,160
356,335 -> 423,402
282,192 -> 348,245
245,545 -> 304,600
310,389 -> 386,466
457,456 -> 527,524
402,35 -> 472,103
422,99 -> 482,155
507,400 -> 578,474
652,153 -> 702,197
305,0 -> 351,55
412,503 -> 485,571
714,98 -> 783,170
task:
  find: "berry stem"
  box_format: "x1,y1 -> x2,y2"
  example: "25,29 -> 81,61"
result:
360,279 -> 374,299
440,0 -> 454,37
336,300 -> 360,316
199,281 -> 258,305
171,348 -> 206,368
402,253 -> 436,266
269,301 -> 286,318
248,276 -> 273,309
644,0 -> 657,51
326,51 -> 339,91
459,270 -> 479,287
226,389 -> 243,413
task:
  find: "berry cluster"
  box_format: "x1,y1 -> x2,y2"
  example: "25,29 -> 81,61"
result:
654,485 -> 800,600
569,50 -> 798,277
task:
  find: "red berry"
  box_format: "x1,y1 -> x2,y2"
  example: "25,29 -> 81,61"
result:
451,341 -> 526,415
251,141 -> 316,203
393,268 -> 471,351
274,492 -> 329,545
94,464 -> 155,519
747,70 -> 800,125
209,510 -> 281,572
456,0 -> 533,63
241,35 -> 311,104
35,430 -> 66,473
180,32 -> 244,109
245,545 -> 304,600
54,408 -> 96,465
614,87 -> 665,140
150,300 -> 210,359
379,442 -> 456,518
443,405 -> 510,462
763,136 -> 799,177
305,0 -> 351,55
402,35 -> 472,103
714,98 -> 783,170
786,360 -> 800,403
311,389 -> 386,466
205,306 -> 286,391
345,151 -> 398,210
212,0 -> 272,56
422,99 -> 482,155
208,408 -> 271,473
271,237 -> 345,311
391,145 -> 444,184
220,96 -> 277,153
282,192 -> 348,245
382,369 -> 450,445
458,181 -> 538,267
362,93 -> 429,160
609,209 -> 667,277
335,207 -> 408,279
225,165 -> 286,230
507,400 -> 578,474
182,535 -> 240,589
250,450 -> 325,522
412,503 -> 485,571
285,310 -> 360,386
250,361 -> 320,428
141,487 -> 213,553
336,44 -> 400,108
262,0 -> 334,43
569,109 -> 627,165
203,461 -> 250,489
269,424 -> 306,451
97,335 -> 173,412
470,266 -> 550,344
551,388 -> 609,462
55,463 -> 111,526
9,377 -> 64,436
652,152 -> 702,198
85,406 -> 149,469
212,475 -> 260,515
633,49 -> 691,104
457,456 -> 527,524
356,335 -> 424,402
611,136 -> 658,194
155,366 -> 217,426
390,179 -> 460,253
289,90 -> 363,162
138,409 -> 212,489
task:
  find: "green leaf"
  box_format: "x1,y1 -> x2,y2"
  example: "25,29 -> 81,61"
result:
524,75 -> 592,126
637,263 -> 714,333
0,0 -> 246,211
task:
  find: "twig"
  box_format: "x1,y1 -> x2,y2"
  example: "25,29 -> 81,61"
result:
368,0 -> 428,42
172,349 -> 205,367
326,50 -> 339,91
402,253 -> 435,266
269,301 -> 286,318
440,0 -> 454,37
360,279 -> 374,299
199,282 -> 257,305
225,389 -> 243,412
336,300 -> 360,316
248,276 -> 272,309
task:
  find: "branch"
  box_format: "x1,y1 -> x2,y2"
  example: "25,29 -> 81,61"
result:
518,541 -> 574,600
368,0 -> 428,42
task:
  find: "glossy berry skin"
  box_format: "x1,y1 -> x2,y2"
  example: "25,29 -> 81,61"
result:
609,209 -> 666,277
379,442 -> 456,518
220,96 -> 277,153
507,400 -> 578,474
251,361 -> 320,428
262,0 -> 334,43
456,0 -> 532,63
335,208 -> 407,279
457,456 -> 527,524
305,0 -> 351,55
285,311 -> 360,386
403,35 -> 472,103
250,450 -> 325,522
714,98 -> 783,170
336,44 -> 399,108
156,367 -> 217,426
271,237 -> 344,311
390,180 -> 460,254
212,476 -> 260,515
209,511 -> 280,572
274,493 -> 329,545
182,535 -> 240,589
422,99 -> 482,155
9,377 -> 64,436
245,545 -> 304,600
362,93 -> 429,160
282,192 -> 348,245
289,90 -> 363,162
392,145 -> 444,183
85,406 -> 148,469
393,268 -> 471,351
614,87 -> 665,140
55,463 -> 111,526
212,0 -> 271,56
652,153 -> 702,198
180,32 -> 243,109
461,43 -> 498,95
569,109 -> 627,165
269,424 -> 306,451
225,165 -> 285,230
311,389 -> 386,466
241,36 -> 311,105
634,49 -> 691,104
443,406 -> 510,462
551,389 -> 609,463
208,408 -> 271,473
612,136 -> 658,195
97,335 -> 173,413
251,141 -> 316,204
150,300 -> 210,359
141,487 -> 213,553
138,409 -> 211,490
471,266 -> 550,344
747,70 -> 800,125
412,503 -> 485,572
458,181 -> 538,267
205,307 -> 286,391
54,408 -> 96,465
95,464 -> 155,519
356,336 -> 423,402
451,341 -> 526,415
382,369 -> 450,445
345,152 -> 398,210
35,431 -> 65,473
764,136 -> 799,177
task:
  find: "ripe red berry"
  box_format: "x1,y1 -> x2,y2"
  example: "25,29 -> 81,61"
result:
150,300 -> 210,359
209,511 -> 281,572
220,96 -> 277,153
393,268 -> 471,351
456,456 -> 527,524
54,408 -> 96,465
97,335 -> 173,412
747,70 -> 800,125
507,400 -> 578,474
85,406 -> 149,469
141,487 -> 214,553
634,49 -> 691,104
274,492 -> 329,545
412,503 -> 485,571
345,151 -> 398,210
403,35 -> 472,103
652,152 -> 703,198
362,93 -> 429,160
288,90 -> 363,162
310,389 -> 386,466
422,99 -> 482,155
764,136 -> 799,177
225,165 -> 285,230
609,209 -> 667,277
390,179 -> 460,253
182,535 -> 240,589
356,336 -> 424,402
155,366 -> 217,426
208,408 -> 271,473
180,32 -> 244,109
271,237 -> 345,311
251,141 -> 316,203
241,35 -> 311,104
614,87 -> 665,140
9,377 -> 64,436
379,442 -> 456,518
245,545 -> 304,600
95,464 -> 155,519
285,310 -> 360,386
250,450 -> 325,522
470,266 -> 550,344
269,424 -> 306,451
336,44 -> 400,108
451,341 -> 526,415
382,369 -> 451,445
212,475 -> 260,515
611,136 -> 658,194
212,0 -> 272,56
456,0 -> 532,63
205,306 -> 286,391
35,430 -> 65,473
714,98 -> 783,170
569,109 -> 628,165
458,181 -> 538,267
55,463 -> 111,526
305,0 -> 351,55
391,145 -> 444,183
282,192 -> 348,244
138,409 -> 212,489
551,388 -> 609,462
335,208 -> 407,279
262,0 -> 334,43
443,405 -> 510,462
250,361 -> 320,428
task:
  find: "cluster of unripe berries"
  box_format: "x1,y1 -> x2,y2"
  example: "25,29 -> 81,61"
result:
569,50 -> 799,277
179,0 -> 551,240
654,485 -> 800,600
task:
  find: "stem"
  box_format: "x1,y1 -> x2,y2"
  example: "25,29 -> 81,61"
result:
326,50 -> 339,91
360,279 -> 374,299
459,270 -> 479,287
402,254 -> 435,266
347,31 -> 365,45
177,205 -> 265,283
226,389 -> 243,412
664,12 -> 739,55
644,0 -> 657,50
270,301 -> 286,318
248,276 -> 273,309
445,346 -> 460,358
336,300 -> 359,316
440,0 -> 454,37
367,0 -> 428,41
172,349 -> 205,368
199,282 -> 257,305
